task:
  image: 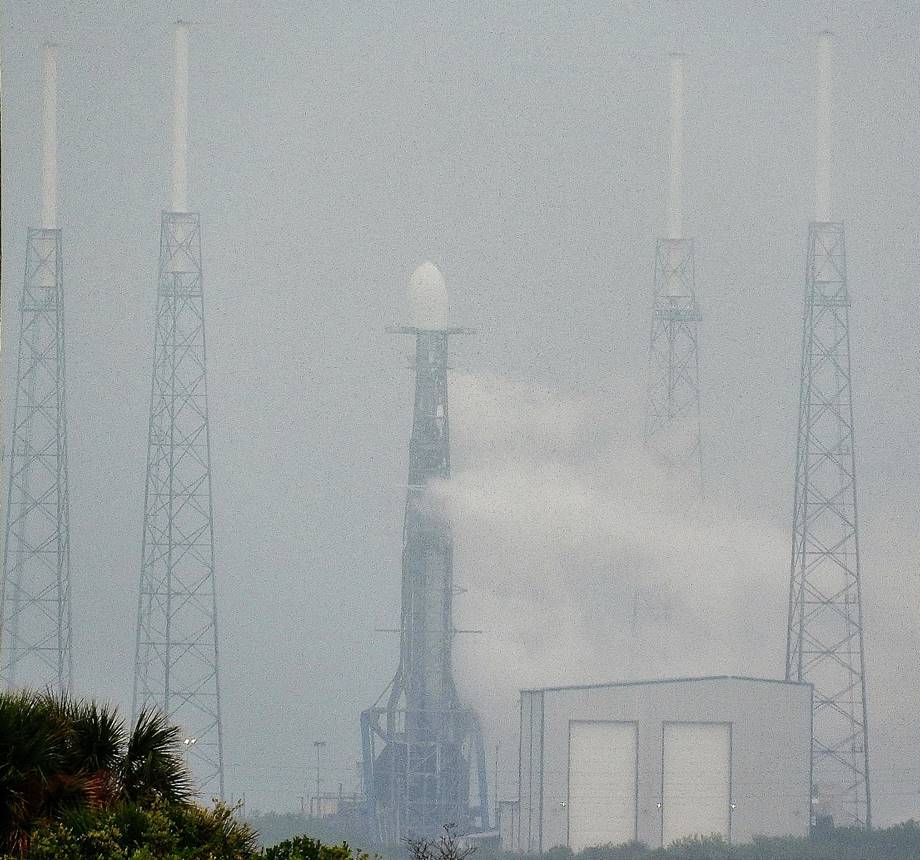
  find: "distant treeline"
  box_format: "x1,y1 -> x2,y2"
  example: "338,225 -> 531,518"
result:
474,822 -> 920,860
243,817 -> 920,860
245,810 -> 369,851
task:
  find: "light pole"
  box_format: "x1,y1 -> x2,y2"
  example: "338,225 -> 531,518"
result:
182,736 -> 197,768
494,741 -> 500,826
313,740 -> 326,816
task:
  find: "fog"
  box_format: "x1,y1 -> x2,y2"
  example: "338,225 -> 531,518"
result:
3,0 -> 920,827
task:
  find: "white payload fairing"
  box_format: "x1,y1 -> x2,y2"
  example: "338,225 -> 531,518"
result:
408,260 -> 449,329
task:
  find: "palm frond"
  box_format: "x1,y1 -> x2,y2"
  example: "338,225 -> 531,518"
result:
122,707 -> 193,805
0,690 -> 67,854
69,699 -> 126,774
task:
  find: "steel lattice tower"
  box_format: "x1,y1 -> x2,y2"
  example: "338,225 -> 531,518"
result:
644,238 -> 702,479
786,220 -> 869,828
643,53 -> 703,487
133,23 -> 224,798
362,263 -> 489,844
1,46 -> 72,692
785,32 -> 870,830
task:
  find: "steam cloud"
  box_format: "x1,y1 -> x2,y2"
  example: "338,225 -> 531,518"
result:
432,372 -> 791,797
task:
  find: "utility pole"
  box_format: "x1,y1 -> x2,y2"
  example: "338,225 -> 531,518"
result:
494,742 -> 500,827
313,740 -> 326,816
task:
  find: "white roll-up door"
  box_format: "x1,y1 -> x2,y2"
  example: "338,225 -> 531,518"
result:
568,721 -> 637,850
662,722 -> 731,846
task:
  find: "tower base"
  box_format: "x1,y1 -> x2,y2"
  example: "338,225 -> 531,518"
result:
362,696 -> 490,844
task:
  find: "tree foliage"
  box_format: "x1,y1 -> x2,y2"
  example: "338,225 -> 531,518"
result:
244,808 -> 368,849
405,824 -> 476,860
0,688 -> 252,859
1,798 -> 259,859
263,835 -> 370,860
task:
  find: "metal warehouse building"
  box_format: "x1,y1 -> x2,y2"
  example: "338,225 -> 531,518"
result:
508,676 -> 812,851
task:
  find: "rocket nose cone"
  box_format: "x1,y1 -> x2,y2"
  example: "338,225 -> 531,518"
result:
408,261 -> 448,329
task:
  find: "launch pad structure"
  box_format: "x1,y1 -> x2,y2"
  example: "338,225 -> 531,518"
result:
362,270 -> 490,844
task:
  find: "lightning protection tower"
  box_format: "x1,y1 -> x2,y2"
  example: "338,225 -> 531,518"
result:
1,45 -> 73,691
785,32 -> 870,829
644,53 -> 702,489
361,262 -> 489,844
133,22 -> 224,799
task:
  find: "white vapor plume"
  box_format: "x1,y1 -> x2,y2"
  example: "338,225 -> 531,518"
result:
431,375 -> 920,817
429,373 -> 789,796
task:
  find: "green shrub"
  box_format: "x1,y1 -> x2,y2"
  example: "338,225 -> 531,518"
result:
263,835 -> 368,860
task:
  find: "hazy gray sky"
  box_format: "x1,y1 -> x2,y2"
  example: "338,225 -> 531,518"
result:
3,0 -> 920,823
